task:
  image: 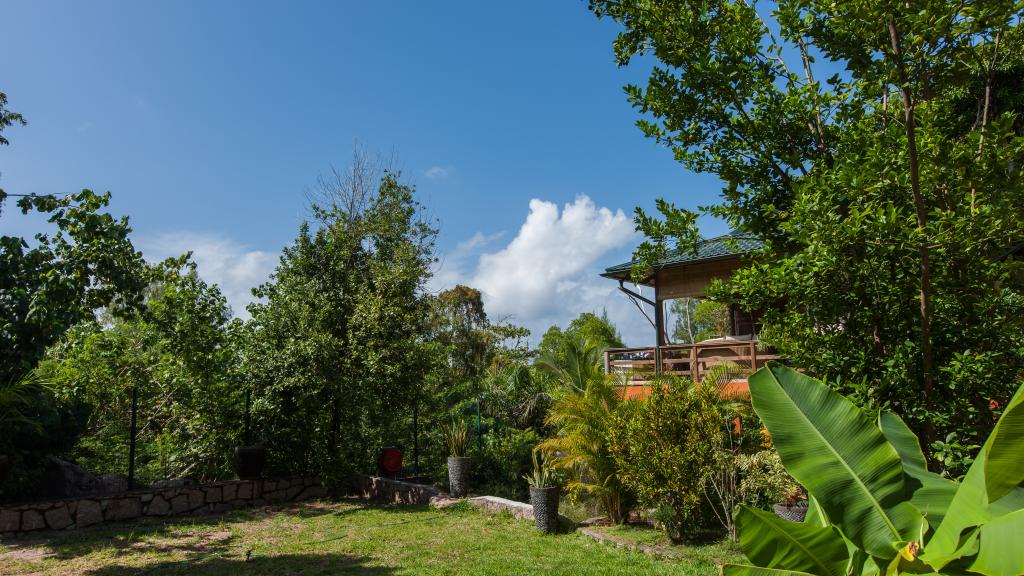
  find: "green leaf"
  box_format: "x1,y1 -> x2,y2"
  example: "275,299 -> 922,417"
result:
877,411 -> 958,529
984,386 -> 1024,502
734,505 -> 849,576
803,494 -> 828,527
748,364 -> 918,559
969,508 -> 1024,576
723,566 -> 816,576
923,381 -> 1024,568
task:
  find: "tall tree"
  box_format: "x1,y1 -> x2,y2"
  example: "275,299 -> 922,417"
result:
590,1 -> 1024,459
241,161 -> 436,481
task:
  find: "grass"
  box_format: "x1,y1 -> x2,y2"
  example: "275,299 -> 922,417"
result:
0,499 -> 741,575
597,523 -> 741,564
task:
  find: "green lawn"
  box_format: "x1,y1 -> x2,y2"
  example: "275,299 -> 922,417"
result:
0,500 -> 742,575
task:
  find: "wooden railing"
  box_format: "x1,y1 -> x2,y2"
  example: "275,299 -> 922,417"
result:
604,340 -> 779,384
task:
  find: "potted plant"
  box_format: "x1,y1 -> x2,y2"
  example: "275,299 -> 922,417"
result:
771,487 -> 808,522
525,451 -> 560,534
444,419 -> 471,497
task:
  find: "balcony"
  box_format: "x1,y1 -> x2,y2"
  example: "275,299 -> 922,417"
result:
603,339 -> 778,389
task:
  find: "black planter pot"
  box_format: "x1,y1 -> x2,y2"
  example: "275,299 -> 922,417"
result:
234,446 -> 267,480
772,503 -> 808,522
447,456 -> 472,498
530,486 -> 560,534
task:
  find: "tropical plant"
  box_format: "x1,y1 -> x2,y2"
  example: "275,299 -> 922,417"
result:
535,335 -> 608,394
725,363 -> 1024,575
537,372 -> 630,523
443,419 -> 469,458
523,450 -> 554,489
0,371 -> 48,449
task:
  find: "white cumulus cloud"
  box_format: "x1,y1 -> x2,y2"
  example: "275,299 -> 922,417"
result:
138,232 -> 278,320
431,195 -> 655,345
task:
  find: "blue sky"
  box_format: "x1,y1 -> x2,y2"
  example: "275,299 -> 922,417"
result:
2,1 -> 729,345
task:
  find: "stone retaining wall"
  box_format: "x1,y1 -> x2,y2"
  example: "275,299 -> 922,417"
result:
349,474 -> 441,505
0,476 -> 326,538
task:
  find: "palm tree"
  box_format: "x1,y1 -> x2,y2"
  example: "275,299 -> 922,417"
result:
536,335 -> 630,523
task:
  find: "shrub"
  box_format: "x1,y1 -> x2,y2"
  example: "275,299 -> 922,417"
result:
608,378 -> 723,541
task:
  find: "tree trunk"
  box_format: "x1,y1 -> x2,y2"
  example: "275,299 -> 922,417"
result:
887,17 -> 936,418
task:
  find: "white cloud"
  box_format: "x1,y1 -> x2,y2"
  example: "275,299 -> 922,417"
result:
424,165 -> 450,180
138,232 -> 278,320
431,195 -> 656,346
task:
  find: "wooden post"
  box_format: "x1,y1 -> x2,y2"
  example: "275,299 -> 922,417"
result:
690,346 -> 699,382
749,341 -> 758,372
604,350 -> 610,375
654,300 -> 665,376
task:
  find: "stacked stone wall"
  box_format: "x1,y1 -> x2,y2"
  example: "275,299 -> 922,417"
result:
348,474 -> 440,505
0,476 -> 326,538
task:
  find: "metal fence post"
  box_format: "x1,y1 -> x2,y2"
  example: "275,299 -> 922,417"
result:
128,385 -> 138,490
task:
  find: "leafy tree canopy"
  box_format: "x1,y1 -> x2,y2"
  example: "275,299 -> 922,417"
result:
590,0 -> 1024,463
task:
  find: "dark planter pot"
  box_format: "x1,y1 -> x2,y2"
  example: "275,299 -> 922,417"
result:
234,446 -> 267,480
773,503 -> 808,522
530,486 -> 561,534
447,456 -> 472,498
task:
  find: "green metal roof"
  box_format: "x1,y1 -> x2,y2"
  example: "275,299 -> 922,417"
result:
601,233 -> 763,281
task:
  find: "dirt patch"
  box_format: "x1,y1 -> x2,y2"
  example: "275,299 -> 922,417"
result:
0,547 -> 54,562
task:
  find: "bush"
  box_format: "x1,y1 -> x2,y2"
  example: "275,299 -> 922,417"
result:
473,427 -> 539,500
608,378 -> 723,541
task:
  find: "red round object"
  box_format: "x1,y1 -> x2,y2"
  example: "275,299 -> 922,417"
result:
379,447 -> 403,475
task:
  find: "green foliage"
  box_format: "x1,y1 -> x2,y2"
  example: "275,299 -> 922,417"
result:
590,0 -> 1024,471
1,189 -> 148,389
608,378 -> 724,542
474,427 -> 540,500
538,373 -> 629,523
443,419 -> 469,457
725,363 -> 1024,575
735,450 -> 800,511
0,91 -> 26,147
671,299 -> 731,344
241,169 -> 436,484
0,371 -> 48,449
37,256 -> 242,484
523,450 -> 554,489
537,311 -> 624,363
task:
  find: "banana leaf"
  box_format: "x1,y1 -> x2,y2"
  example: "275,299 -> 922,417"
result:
748,364 -> 918,559
984,384 -> 1024,502
733,505 -> 849,576
877,411 -> 957,529
923,381 -> 1024,568
968,508 -> 1024,576
723,566 -> 816,576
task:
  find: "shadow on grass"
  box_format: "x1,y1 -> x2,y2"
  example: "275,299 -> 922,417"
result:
81,552 -> 396,575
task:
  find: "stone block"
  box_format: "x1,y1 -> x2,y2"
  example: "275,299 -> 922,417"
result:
22,510 -> 45,531
263,480 -> 277,492
105,498 -> 142,521
146,495 -> 170,516
0,510 -> 20,532
187,489 -> 205,510
141,493 -> 154,503
237,482 -> 252,500
170,494 -> 190,514
44,505 -> 73,530
76,500 -> 103,528
206,486 -> 222,503
287,485 -> 303,500
222,483 -> 237,501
